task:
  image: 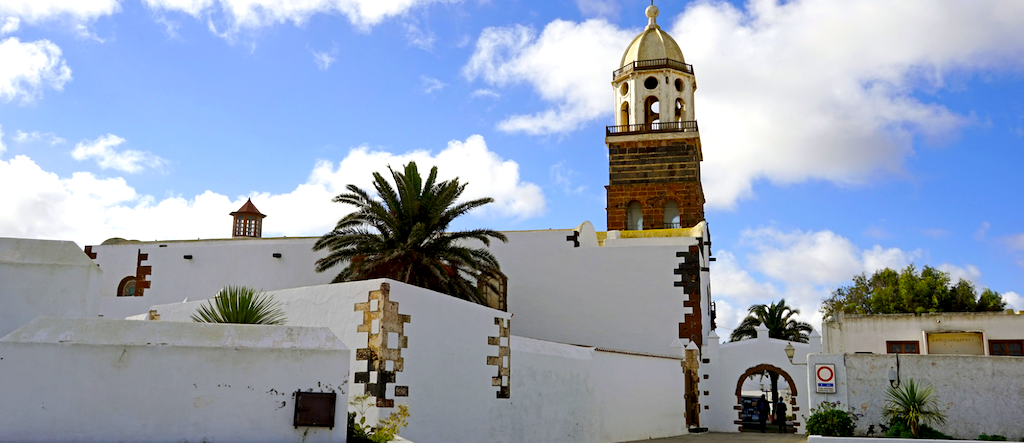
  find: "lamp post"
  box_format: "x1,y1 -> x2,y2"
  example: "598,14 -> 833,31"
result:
784,342 -> 807,366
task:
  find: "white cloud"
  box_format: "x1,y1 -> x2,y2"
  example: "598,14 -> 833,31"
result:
0,37 -> 72,104
0,124 -> 6,155
937,263 -> 982,286
0,135 -> 544,245
743,227 -> 863,285
0,0 -> 120,24
862,245 -> 921,274
549,162 -> 585,195
470,89 -> 500,99
13,130 -> 66,145
1005,233 -> 1024,251
421,75 -> 446,94
465,1 -> 1024,207
1,17 -> 20,35
1004,291 -> 1023,311
463,20 -> 634,134
404,22 -> 434,51
974,221 -> 991,241
71,134 -> 167,173
575,0 -> 619,19
146,0 -> 459,33
311,50 -> 335,71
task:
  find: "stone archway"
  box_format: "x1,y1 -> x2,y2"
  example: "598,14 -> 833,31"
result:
733,364 -> 799,433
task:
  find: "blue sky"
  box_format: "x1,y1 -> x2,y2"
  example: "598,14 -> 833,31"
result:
2,0 -> 1023,330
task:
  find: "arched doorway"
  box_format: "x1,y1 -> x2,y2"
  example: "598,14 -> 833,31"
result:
734,364 -> 798,433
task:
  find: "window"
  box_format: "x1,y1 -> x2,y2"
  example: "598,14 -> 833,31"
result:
645,96 -> 660,128
620,102 -> 630,125
644,76 -> 658,89
990,340 -> 1023,356
117,276 -> 136,297
626,201 -> 643,231
887,341 -> 919,354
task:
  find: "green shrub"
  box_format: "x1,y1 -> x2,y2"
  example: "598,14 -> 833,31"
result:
191,286 -> 286,325
882,379 -> 946,439
884,420 -> 953,439
978,434 -> 1007,441
805,401 -> 857,437
347,393 -> 410,443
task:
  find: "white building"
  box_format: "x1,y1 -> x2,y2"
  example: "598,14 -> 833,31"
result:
823,311 -> 1024,356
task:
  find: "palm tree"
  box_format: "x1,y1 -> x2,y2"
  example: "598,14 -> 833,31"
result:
191,286 -> 287,325
313,162 -> 508,306
882,379 -> 946,438
730,299 -> 812,428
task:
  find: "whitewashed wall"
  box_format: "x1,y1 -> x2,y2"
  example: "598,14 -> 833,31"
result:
92,221 -> 712,358
0,238 -> 102,337
153,279 -> 512,443
90,238 -> 330,319
701,325 -> 819,434
0,317 -> 349,443
151,279 -> 690,443
807,353 -> 1024,440
823,312 -> 1024,354
485,221 -> 711,356
508,336 -> 687,442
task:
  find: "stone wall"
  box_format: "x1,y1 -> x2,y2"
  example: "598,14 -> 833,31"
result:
606,139 -> 704,231
807,353 -> 1024,440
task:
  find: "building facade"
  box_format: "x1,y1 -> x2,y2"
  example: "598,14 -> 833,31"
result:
823,311 -> 1024,356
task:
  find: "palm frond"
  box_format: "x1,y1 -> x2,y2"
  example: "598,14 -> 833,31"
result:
191,286 -> 287,325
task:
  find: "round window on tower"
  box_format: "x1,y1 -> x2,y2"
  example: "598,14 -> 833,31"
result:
620,82 -> 629,96
675,78 -> 683,92
644,76 -> 658,90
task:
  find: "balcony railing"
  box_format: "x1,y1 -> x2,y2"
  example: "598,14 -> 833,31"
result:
613,58 -> 694,80
606,120 -> 698,136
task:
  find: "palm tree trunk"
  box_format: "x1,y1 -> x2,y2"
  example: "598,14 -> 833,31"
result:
770,372 -> 779,425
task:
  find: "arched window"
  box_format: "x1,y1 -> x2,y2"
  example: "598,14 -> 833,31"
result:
663,201 -> 680,229
626,201 -> 643,231
117,276 -> 137,297
675,98 -> 685,122
645,96 -> 660,129
620,101 -> 630,125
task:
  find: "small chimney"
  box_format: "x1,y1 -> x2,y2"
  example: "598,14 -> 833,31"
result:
230,198 -> 267,238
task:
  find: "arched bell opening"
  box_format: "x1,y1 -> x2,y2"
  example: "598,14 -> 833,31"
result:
675,98 -> 686,122
626,201 -> 643,231
645,96 -> 660,130
620,101 -> 630,126
663,200 -> 680,229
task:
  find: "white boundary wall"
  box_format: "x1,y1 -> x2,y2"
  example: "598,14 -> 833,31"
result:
808,353 -> 1024,440
151,279 -> 688,443
0,238 -> 102,337
0,317 -> 349,443
509,336 -> 686,442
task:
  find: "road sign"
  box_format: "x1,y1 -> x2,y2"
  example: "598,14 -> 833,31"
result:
814,364 -> 836,394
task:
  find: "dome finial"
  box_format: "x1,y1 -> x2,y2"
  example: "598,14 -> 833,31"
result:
645,2 -> 660,29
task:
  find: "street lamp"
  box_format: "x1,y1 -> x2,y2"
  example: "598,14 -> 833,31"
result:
784,342 -> 806,366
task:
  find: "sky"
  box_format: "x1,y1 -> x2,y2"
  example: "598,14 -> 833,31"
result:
2,0 -> 1024,333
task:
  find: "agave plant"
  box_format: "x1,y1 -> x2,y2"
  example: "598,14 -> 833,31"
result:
882,379 -> 946,438
191,286 -> 287,325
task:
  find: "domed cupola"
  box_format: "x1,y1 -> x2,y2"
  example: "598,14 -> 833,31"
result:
620,5 -> 685,67
610,4 -> 697,132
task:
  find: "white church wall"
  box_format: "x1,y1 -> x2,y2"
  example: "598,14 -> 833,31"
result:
807,353 -> 1024,440
0,317 -> 349,443
90,237 -> 330,319
152,279 -> 513,443
701,327 -> 819,434
485,224 -> 704,356
0,238 -> 102,337
508,336 -> 687,443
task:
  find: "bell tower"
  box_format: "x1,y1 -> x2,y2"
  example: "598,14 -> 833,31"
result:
606,4 -> 704,231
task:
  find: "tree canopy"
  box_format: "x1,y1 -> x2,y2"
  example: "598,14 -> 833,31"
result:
313,162 -> 507,305
730,299 -> 812,343
821,264 -> 1006,320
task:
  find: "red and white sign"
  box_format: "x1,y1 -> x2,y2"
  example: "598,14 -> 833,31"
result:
814,364 -> 836,394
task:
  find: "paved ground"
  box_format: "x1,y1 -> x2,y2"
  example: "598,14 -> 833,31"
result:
619,432 -> 805,443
